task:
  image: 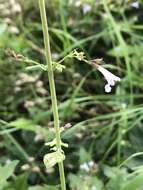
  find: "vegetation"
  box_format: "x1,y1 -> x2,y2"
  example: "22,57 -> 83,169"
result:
0,0 -> 143,189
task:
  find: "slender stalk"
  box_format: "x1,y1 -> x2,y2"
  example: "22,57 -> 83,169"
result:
38,1 -> 66,190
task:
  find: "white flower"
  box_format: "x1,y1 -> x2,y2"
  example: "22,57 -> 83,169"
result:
80,160 -> 95,172
88,161 -> 94,167
91,186 -> 97,190
8,26 -> 19,34
97,65 -> 121,93
75,0 -> 81,7
12,3 -> 21,14
131,2 -> 139,9
82,3 -> 91,14
21,164 -> 30,171
24,100 -> 35,108
80,163 -> 89,172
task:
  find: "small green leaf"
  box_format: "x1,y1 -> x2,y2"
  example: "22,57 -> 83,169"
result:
52,62 -> 65,72
26,65 -> 47,71
29,185 -> 59,190
10,118 -> 35,131
7,174 -> 28,190
43,151 -> 65,169
79,148 -> 91,164
45,139 -> 56,147
45,139 -> 68,148
105,167 -> 126,190
0,160 -> 19,189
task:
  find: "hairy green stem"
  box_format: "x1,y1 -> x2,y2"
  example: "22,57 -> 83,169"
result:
38,0 -> 66,189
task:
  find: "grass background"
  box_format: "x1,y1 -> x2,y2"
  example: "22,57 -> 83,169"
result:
0,0 -> 143,189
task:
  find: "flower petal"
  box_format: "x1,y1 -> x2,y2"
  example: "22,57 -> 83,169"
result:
105,84 -> 112,93
96,65 -> 121,92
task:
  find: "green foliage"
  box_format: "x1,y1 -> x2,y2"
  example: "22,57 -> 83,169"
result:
121,173 -> 143,190
104,166 -> 126,190
103,166 -> 143,190
6,174 -> 28,190
0,160 -> 19,189
10,118 -> 35,131
69,173 -> 103,190
1,0 -> 143,189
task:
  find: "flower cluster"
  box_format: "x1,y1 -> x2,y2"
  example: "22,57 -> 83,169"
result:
80,160 -> 98,172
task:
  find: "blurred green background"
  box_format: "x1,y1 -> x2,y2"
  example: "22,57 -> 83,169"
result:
0,0 -> 143,189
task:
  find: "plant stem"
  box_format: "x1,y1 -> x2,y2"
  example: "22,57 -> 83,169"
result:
38,1 -> 66,190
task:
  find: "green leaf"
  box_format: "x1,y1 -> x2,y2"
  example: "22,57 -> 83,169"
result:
13,174 -> 28,190
0,24 -> 7,35
68,174 -> 83,189
108,45 -> 143,58
121,173 -> 143,190
79,148 -> 91,164
104,166 -> 126,190
26,65 -> 47,71
29,185 -> 59,190
10,118 -> 35,131
43,151 -> 65,169
4,174 -> 28,190
69,173 -> 103,190
0,160 -> 19,189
